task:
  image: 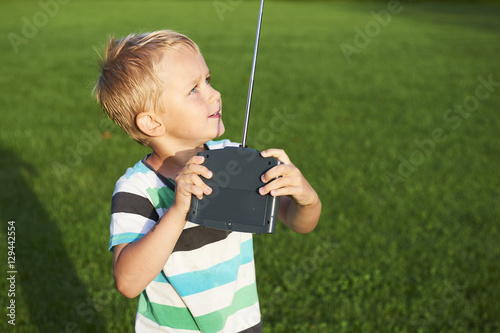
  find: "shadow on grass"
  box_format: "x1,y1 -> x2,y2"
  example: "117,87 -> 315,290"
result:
0,145 -> 105,331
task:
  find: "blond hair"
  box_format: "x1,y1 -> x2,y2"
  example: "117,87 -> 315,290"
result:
94,30 -> 199,145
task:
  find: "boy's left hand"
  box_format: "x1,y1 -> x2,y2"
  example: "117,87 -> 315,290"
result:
259,148 -> 318,207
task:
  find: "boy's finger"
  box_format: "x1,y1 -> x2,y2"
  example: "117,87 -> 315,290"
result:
259,174 -> 294,194
259,183 -> 297,198
260,163 -> 296,183
260,148 -> 292,164
178,174 -> 212,197
178,163 -> 213,179
184,184 -> 209,200
185,155 -> 205,166
260,165 -> 281,184
188,173 -> 211,191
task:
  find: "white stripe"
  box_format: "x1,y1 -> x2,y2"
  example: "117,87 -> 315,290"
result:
165,232 -> 251,276
184,222 -> 200,229
145,281 -> 187,308
110,212 -> 156,236
114,171 -> 156,195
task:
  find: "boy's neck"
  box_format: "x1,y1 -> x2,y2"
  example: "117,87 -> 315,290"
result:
146,143 -> 206,179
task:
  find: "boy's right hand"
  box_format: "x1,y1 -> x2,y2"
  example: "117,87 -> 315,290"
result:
173,155 -> 213,216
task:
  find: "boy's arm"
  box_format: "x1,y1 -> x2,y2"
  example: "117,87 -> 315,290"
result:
112,156 -> 213,299
259,149 -> 321,234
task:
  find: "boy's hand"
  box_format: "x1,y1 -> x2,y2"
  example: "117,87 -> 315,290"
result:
173,155 -> 213,216
259,148 -> 321,233
259,149 -> 318,206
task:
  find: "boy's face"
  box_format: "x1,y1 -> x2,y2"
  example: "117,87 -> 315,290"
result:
159,47 -> 224,147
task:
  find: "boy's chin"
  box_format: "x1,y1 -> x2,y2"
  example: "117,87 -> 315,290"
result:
214,122 -> 225,138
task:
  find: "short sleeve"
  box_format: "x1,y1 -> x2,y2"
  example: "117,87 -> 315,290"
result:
108,162 -> 166,251
108,188 -> 159,251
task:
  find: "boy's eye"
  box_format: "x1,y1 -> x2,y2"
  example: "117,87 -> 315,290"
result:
189,76 -> 211,95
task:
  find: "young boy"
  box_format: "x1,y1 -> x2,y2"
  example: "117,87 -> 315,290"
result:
94,30 -> 321,332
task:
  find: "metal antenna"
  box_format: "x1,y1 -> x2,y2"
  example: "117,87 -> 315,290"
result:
241,0 -> 265,148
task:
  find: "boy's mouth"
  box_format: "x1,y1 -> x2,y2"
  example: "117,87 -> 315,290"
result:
208,110 -> 221,118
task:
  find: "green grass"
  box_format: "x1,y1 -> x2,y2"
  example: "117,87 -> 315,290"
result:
1,0 -> 499,332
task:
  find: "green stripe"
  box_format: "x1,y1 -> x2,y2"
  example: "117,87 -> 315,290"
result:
139,282 -> 258,331
146,186 -> 175,209
138,292 -> 200,330
196,282 -> 259,332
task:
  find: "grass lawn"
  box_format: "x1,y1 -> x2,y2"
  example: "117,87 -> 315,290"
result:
1,0 -> 499,332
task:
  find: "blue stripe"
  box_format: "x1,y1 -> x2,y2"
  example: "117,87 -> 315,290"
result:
168,238 -> 254,297
125,160 -> 151,179
205,139 -> 240,150
205,139 -> 228,149
109,232 -> 145,250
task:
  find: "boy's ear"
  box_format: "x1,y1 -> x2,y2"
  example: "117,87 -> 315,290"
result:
136,112 -> 164,137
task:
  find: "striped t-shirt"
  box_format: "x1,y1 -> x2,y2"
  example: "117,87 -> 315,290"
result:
109,140 -> 262,332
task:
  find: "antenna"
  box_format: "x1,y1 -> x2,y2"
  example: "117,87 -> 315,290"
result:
242,0 -> 265,148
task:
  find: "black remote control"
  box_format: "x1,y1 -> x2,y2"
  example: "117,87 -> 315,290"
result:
188,147 -> 280,234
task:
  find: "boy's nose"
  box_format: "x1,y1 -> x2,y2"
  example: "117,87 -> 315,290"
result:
208,86 -> 221,104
